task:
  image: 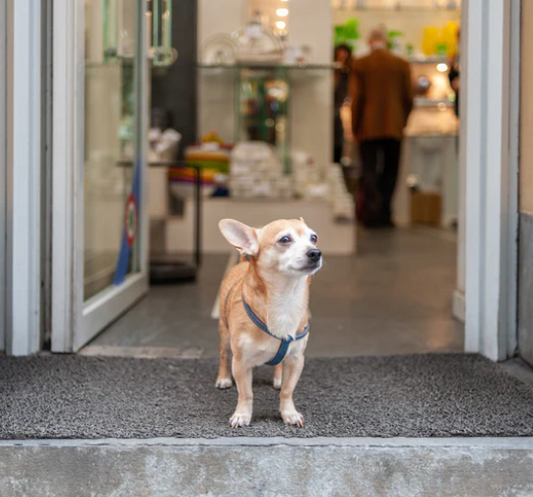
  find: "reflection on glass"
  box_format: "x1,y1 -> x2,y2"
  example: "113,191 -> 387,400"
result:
84,0 -> 138,301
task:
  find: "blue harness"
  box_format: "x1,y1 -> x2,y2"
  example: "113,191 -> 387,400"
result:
223,254 -> 310,366
242,296 -> 309,366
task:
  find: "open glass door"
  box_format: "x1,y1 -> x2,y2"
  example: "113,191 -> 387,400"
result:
81,0 -> 148,349
52,0 -> 149,352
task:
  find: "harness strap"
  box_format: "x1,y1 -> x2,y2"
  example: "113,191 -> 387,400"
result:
242,296 -> 309,366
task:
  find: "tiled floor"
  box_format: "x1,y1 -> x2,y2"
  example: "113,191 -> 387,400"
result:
90,227 -> 464,357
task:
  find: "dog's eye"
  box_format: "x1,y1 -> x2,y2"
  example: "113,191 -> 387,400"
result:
278,236 -> 292,244
310,234 -> 318,244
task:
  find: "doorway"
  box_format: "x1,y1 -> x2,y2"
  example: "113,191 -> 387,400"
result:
83,0 -> 464,361
45,0 -> 520,366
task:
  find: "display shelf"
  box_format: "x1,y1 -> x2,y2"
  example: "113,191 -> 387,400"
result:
197,63 -> 330,174
197,62 -> 337,70
339,6 -> 460,13
407,56 -> 450,64
414,97 -> 454,108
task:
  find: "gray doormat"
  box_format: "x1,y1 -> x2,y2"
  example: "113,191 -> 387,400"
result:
1,353 -> 532,439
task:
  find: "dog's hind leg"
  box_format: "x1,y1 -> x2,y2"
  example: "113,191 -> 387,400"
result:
215,321 -> 233,389
273,363 -> 282,390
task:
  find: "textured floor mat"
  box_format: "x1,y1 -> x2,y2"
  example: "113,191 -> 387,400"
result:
0,353 -> 532,439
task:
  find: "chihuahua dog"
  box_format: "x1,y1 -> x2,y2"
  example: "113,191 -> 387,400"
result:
216,218 -> 322,428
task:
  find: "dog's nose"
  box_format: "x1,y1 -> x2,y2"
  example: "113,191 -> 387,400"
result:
307,249 -> 322,262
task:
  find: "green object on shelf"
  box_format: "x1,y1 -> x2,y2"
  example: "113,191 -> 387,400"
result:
387,30 -> 404,51
344,19 -> 360,40
436,43 -> 448,56
334,18 -> 360,49
388,30 -> 404,39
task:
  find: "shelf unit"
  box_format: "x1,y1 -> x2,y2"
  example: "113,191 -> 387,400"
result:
197,63 -> 334,174
339,6 -> 460,13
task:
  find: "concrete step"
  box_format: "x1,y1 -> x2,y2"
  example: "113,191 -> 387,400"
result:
1,437 -> 533,496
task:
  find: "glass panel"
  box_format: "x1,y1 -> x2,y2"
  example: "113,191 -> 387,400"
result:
149,0 -> 173,66
236,67 -> 290,174
84,0 -> 139,301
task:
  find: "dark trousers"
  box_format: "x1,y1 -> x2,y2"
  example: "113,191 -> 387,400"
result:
333,145 -> 343,164
358,138 -> 401,227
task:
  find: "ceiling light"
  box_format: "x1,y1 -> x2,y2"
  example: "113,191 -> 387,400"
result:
437,63 -> 448,72
276,8 -> 289,17
276,21 -> 286,29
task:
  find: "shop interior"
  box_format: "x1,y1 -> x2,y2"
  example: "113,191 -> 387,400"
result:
81,0 -> 464,359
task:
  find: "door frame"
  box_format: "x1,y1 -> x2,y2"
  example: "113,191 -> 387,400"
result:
51,0 -> 149,352
461,0 -> 521,361
0,0 -> 6,352
3,0 -> 43,356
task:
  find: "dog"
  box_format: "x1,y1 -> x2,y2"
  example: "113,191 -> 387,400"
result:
216,218 -> 322,428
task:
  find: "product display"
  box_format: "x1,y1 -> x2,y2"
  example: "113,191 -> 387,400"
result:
148,128 -> 182,162
229,142 -> 293,199
421,21 -> 459,57
201,34 -> 238,65
170,133 -> 232,198
233,13 -> 284,63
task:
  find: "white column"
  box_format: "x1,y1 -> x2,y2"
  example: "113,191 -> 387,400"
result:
463,0 -> 517,361
197,0 -> 246,142
5,0 -> 42,355
289,0 -> 333,174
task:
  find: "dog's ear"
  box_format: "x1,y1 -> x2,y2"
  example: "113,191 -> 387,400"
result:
219,219 -> 259,255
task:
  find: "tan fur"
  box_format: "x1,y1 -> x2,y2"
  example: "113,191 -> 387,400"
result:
216,218 -> 322,428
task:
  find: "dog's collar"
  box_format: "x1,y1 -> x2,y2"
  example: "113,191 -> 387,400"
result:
242,295 -> 309,366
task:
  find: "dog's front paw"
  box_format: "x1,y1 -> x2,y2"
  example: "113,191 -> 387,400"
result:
216,377 -> 233,389
229,411 -> 251,428
281,410 -> 304,428
273,378 -> 282,390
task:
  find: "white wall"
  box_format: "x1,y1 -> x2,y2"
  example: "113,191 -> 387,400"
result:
290,0 -> 333,175
166,198 -> 354,255
197,0 -> 246,143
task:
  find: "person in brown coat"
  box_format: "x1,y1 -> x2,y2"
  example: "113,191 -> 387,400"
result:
351,27 -> 413,227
